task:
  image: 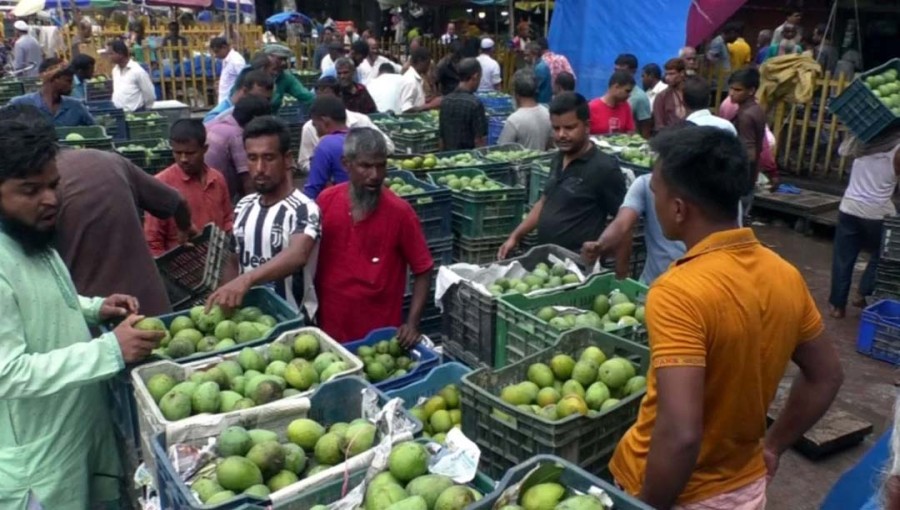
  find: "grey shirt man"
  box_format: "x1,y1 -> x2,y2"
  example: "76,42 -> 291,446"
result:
497,105 -> 554,151
13,34 -> 42,77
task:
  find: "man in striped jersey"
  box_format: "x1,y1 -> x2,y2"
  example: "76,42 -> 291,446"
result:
206,116 -> 321,318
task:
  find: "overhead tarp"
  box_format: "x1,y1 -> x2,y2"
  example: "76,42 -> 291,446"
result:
686,0 -> 747,47
11,0 -> 89,16
265,11 -> 311,26
213,0 -> 253,14
549,0 -> 692,100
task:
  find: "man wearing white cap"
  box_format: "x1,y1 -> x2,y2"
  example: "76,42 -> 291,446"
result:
476,37 -> 502,92
13,20 -> 43,78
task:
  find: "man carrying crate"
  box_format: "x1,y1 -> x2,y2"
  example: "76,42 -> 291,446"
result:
0,105 -> 165,509
608,126 -> 843,509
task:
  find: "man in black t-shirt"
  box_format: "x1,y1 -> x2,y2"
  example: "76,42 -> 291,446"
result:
439,58 -> 487,150
498,92 -> 625,258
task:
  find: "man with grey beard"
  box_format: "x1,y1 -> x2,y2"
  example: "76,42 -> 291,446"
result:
314,127 -> 433,345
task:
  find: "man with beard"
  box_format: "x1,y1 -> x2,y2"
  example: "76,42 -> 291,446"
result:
206,116 -> 321,317
332,57 -> 378,114
498,92 -> 625,258
315,127 -> 433,344
0,107 -> 166,508
9,58 -> 95,127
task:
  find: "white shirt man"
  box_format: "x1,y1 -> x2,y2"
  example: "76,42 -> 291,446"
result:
476,39 -> 502,92
647,80 -> 668,109
358,55 -> 401,85
111,59 -> 156,112
368,70 -> 405,113
399,67 -> 426,113
297,111 -> 395,173
218,48 -> 246,104
320,54 -> 334,73
686,109 -> 737,135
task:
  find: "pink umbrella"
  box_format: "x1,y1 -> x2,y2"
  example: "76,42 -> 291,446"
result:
685,0 -> 747,47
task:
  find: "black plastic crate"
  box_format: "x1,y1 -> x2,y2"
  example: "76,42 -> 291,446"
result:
387,170 -> 452,241
154,224 -> 228,309
442,244 -> 586,369
453,234 -> 507,265
278,99 -> 310,125
460,328 -> 649,481
86,79 -> 113,101
829,59 -> 900,142
86,100 -> 127,141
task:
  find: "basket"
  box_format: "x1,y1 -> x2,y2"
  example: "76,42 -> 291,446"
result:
857,299 -> 900,365
387,170 -> 452,242
293,70 -> 321,89
277,98 -> 310,125
496,273 -> 649,367
881,216 -> 900,262
476,92 -> 514,113
86,100 -> 127,141
0,80 -> 24,104
453,234 -> 508,265
154,224 -> 229,308
344,327 -> 441,391
442,244 -> 587,369
56,125 -> 113,150
469,455 -> 652,510
487,115 -> 506,146
428,169 -> 525,238
152,376 -> 420,510
528,163 -> 551,205
460,328 -> 650,481
86,79 -> 113,101
126,111 -> 170,140
391,121 -> 440,154
133,326 -> 359,473
829,59 -> 900,143
385,362 -> 472,406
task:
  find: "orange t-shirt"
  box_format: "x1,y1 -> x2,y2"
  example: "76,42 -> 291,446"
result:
609,228 -> 824,504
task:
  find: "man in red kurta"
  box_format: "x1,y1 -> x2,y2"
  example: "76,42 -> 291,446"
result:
144,118 -> 234,256
315,127 -> 433,345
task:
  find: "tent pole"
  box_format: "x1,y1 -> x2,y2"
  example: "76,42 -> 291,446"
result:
508,0 -> 514,40
544,0 -> 548,35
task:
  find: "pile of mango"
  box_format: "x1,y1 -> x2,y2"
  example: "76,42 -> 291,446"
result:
385,176 -> 427,196
486,261 -> 580,296
481,148 -> 545,163
535,290 -> 645,333
354,337 -> 419,384
409,384 -> 462,444
434,173 -> 504,192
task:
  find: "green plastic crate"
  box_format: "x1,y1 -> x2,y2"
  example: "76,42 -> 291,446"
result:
429,169 -> 525,238
496,273 -> 648,366
460,328 -> 649,481
126,112 -> 170,140
114,139 -> 175,175
392,121 -> 440,154
528,163 -> 551,205
56,125 -> 113,150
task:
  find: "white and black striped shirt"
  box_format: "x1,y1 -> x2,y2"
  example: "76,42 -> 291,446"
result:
233,190 -> 321,315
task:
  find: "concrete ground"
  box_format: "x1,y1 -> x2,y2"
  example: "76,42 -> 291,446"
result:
756,221 -> 896,509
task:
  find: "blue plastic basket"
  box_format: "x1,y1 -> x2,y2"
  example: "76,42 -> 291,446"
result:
153,376 -> 420,510
86,100 -> 127,141
829,58 -> 900,143
487,115 -> 507,146
387,170 -> 453,242
469,455 -> 652,510
821,430 -> 891,510
386,362 -> 471,407
345,327 -> 441,391
476,93 -> 514,114
857,299 -> 900,365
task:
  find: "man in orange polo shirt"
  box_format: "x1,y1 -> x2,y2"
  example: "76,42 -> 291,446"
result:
144,118 -> 234,255
609,126 -> 844,509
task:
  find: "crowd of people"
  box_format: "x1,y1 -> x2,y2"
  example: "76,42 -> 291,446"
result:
4,8 -> 899,509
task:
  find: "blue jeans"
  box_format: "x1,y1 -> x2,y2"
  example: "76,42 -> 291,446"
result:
829,211 -> 883,309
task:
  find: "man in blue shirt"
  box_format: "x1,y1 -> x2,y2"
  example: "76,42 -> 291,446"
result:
526,42 -> 552,104
10,58 -> 94,128
69,54 -> 95,101
303,96 -> 349,199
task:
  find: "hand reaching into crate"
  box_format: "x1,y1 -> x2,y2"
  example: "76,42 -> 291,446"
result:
99,293 -> 140,320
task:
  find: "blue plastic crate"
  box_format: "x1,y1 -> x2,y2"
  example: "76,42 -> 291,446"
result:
277,100 -> 310,125
829,58 -> 900,143
153,376 -> 419,510
469,455 -> 652,510
386,362 -> 471,406
108,371 -> 140,457
345,327 -> 441,391
857,299 -> 900,365
487,116 -> 506,146
86,100 -> 127,141
387,170 -> 452,242
476,93 -> 514,113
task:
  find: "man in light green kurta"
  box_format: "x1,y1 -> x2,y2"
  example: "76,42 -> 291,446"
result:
0,104 -> 164,509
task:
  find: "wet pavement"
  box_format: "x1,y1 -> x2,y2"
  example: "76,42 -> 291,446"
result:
756,221 -> 896,509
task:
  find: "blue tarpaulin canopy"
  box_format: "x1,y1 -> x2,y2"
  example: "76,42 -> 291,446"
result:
212,0 -> 252,14
548,0 -> 692,99
265,11 -> 312,26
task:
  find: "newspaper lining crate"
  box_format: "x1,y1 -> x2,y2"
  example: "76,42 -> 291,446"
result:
460,328 -> 649,481
496,272 -> 649,367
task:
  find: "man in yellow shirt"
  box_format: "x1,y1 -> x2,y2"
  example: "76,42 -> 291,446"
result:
609,125 -> 844,509
726,23 -> 752,70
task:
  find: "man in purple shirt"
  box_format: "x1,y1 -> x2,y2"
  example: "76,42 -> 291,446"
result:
303,96 -> 350,199
205,95 -> 271,200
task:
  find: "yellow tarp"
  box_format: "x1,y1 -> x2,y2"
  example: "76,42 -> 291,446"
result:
758,53 -> 822,108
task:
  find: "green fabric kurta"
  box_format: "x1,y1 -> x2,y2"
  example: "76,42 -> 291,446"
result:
0,231 -> 125,509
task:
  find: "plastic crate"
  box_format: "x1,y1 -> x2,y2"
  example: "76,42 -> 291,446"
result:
442,244 -> 587,369
21,77 -> 40,93
109,371 -> 141,459
277,98 -> 310,125
386,362 -> 472,405
114,138 -> 175,175
293,70 -> 321,89
857,299 -> 900,365
487,115 -> 506,146
86,100 -> 127,141
387,169 -> 452,241
0,80 -> 24,104
476,92 -> 514,113
496,272 -> 649,367
155,224 -> 229,309
126,111 -> 170,140
152,376 -> 420,510
829,59 -> 900,143
460,328 -> 650,481
528,162 -> 551,205
345,327 -> 441,391
469,455 -> 652,510
453,234 -> 507,265
86,79 -> 113,101
56,125 -> 113,149
475,143 -> 549,164
428,169 -> 525,238
881,216 -> 900,262
392,121 -> 440,154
